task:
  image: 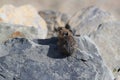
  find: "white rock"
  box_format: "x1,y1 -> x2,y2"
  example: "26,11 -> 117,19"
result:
0,5 -> 48,39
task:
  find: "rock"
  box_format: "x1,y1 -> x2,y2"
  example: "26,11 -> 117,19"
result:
0,5 -> 47,39
116,76 -> 120,80
66,6 -> 120,79
0,37 -> 114,80
0,23 -> 47,43
68,6 -> 115,36
39,10 -> 69,38
89,22 -> 120,80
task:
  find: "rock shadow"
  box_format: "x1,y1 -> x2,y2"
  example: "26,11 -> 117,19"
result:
33,37 -> 69,59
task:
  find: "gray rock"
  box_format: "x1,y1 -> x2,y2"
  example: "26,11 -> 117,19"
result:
0,36 -> 114,80
67,6 -> 120,79
68,6 -> 115,36
0,23 -> 47,43
39,10 -> 69,38
89,22 -> 120,79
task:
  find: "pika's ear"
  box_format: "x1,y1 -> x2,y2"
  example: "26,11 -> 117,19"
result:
65,24 -> 73,33
65,24 -> 71,30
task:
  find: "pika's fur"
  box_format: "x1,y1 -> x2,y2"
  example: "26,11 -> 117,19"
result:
57,26 -> 77,56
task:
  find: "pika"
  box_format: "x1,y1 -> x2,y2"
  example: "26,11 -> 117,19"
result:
56,25 -> 77,56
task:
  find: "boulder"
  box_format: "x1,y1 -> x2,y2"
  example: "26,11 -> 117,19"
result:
0,36 -> 114,80
90,22 -> 120,79
67,6 -> 119,79
0,5 -> 47,39
68,6 -> 115,36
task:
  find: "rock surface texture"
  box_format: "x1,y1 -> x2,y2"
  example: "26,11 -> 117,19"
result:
0,5 -> 48,39
68,6 -> 115,36
0,37 -> 114,80
90,22 -> 120,79
0,23 -> 47,43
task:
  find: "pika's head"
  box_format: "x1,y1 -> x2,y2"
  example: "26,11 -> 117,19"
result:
57,27 -> 73,39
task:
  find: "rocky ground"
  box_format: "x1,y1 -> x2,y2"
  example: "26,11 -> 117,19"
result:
0,5 -> 119,80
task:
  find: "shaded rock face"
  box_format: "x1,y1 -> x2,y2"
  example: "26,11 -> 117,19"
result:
0,23 -> 47,43
39,10 -> 69,38
0,37 -> 114,80
68,6 -> 115,36
0,5 -> 48,39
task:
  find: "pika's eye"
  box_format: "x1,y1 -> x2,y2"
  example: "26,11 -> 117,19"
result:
64,32 -> 68,36
57,27 -> 62,31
